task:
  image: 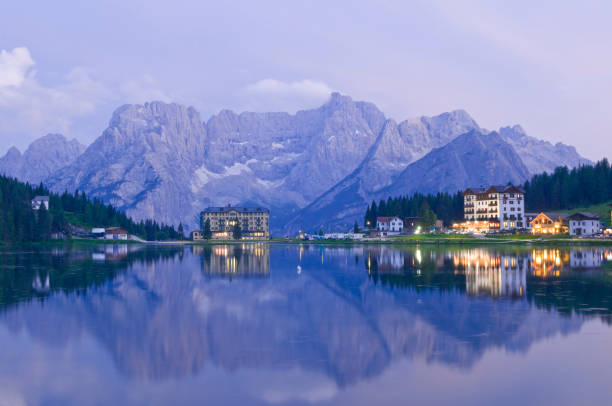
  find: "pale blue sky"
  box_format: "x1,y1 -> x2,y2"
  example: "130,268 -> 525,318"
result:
1,0 -> 611,160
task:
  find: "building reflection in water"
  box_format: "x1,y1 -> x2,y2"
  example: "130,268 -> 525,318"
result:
92,244 -> 132,261
453,250 -> 527,298
366,246 -> 612,299
192,243 -> 270,277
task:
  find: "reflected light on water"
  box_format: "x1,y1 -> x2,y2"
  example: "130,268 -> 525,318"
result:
1,244 -> 612,406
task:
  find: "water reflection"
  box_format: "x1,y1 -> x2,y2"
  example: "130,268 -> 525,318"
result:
193,243 -> 270,277
0,244 -> 611,405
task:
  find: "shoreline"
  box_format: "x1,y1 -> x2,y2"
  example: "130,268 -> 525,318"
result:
5,234 -> 612,247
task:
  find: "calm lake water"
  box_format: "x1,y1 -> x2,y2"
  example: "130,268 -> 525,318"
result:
1,243 -> 612,405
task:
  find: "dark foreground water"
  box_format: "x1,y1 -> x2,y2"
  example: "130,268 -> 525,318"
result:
1,243 -> 612,405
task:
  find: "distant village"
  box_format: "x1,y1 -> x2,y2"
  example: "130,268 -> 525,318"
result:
31,186 -> 612,242
454,185 -> 611,236
300,185 -> 612,241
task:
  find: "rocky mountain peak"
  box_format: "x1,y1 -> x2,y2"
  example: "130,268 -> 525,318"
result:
2,94 -> 592,233
4,146 -> 21,158
0,133 -> 86,184
327,91 -> 352,107
499,125 -> 591,174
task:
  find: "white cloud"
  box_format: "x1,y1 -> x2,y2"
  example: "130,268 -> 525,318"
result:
242,78 -> 333,113
0,47 -> 34,87
0,47 -> 170,153
119,74 -> 170,103
245,78 -> 332,98
0,50 -> 109,147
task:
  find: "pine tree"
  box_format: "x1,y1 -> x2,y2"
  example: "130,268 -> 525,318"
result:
203,219 -> 212,239
36,203 -> 52,240
232,223 -> 242,240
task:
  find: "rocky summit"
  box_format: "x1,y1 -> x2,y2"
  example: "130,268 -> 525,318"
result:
0,93 -> 592,234
0,134 -> 85,185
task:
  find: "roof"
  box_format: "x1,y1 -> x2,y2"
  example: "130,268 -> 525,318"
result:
105,227 -> 128,234
531,212 -> 570,221
568,212 -> 600,221
32,195 -> 49,201
377,216 -> 401,222
202,204 -> 269,213
464,185 -> 525,195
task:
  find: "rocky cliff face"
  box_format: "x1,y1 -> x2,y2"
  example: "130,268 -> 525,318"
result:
0,94 -> 592,233
376,130 -> 531,200
0,134 -> 85,184
284,111 -> 480,234
47,102 -> 208,225
44,94 -> 387,228
499,125 -> 591,174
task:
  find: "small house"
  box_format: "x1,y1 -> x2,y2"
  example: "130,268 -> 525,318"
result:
568,213 -> 601,236
31,195 -> 49,210
104,227 -> 128,240
92,228 -> 105,239
376,217 -> 403,233
191,230 -> 203,241
529,213 -> 569,235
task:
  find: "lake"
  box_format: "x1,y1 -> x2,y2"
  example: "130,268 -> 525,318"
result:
1,243 -> 612,405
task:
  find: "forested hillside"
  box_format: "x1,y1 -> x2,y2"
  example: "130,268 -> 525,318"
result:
524,159 -> 612,211
0,175 -> 181,242
364,192 -> 464,227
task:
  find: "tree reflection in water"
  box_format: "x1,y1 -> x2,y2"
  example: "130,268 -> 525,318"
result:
0,243 -> 610,389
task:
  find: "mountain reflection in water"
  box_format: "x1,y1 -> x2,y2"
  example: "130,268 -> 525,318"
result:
0,244 -> 611,404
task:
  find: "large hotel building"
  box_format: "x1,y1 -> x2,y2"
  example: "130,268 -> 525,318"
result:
200,204 -> 270,240
463,185 -> 525,231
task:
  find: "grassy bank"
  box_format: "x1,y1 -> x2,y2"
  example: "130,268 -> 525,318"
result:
273,234 -> 612,246
558,201 -> 612,228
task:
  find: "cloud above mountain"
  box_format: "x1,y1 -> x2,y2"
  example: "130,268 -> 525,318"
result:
0,47 -> 171,150
242,79 -> 333,113
1,1 -> 611,160
0,47 -> 34,87
0,47 -> 107,148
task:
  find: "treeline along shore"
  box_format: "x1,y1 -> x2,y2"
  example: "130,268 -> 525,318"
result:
0,175 -> 181,243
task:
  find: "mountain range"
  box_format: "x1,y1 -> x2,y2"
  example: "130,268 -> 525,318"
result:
0,93 -> 591,234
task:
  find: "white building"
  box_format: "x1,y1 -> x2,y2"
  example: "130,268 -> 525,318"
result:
464,185 -> 525,231
104,227 -> 128,240
376,217 -> 403,232
323,232 -> 347,240
568,213 -> 601,236
31,195 -> 50,210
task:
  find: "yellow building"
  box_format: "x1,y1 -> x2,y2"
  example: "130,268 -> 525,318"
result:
200,204 -> 270,240
529,212 -> 569,235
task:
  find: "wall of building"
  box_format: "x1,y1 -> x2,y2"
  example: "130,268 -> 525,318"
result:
201,209 -> 270,240
569,219 -> 600,236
